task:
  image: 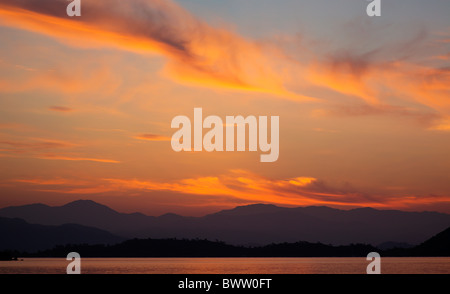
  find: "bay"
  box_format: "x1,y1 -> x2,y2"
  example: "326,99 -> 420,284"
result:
1,257 -> 449,274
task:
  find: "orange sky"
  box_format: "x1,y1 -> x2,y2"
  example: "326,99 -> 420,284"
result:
0,0 -> 449,216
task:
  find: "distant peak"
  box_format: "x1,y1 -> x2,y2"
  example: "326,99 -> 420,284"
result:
63,199 -> 100,205
211,203 -> 283,217
25,203 -> 50,208
303,205 -> 339,211
235,203 -> 279,209
61,200 -> 115,211
158,213 -> 182,219
351,207 -> 377,211
0,202 -> 49,211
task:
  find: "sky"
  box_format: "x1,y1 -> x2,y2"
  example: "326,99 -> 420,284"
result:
0,0 -> 449,216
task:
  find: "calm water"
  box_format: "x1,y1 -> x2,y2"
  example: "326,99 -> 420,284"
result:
0,257 -> 449,274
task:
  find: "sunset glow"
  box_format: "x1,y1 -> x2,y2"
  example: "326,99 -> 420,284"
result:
1,0 -> 450,216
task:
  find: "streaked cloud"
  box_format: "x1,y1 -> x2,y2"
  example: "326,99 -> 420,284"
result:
134,134 -> 171,141
11,178 -> 76,185
10,170 -> 449,212
0,136 -> 119,164
49,106 -> 73,112
0,138 -> 77,150
313,128 -> 340,134
1,1 -> 450,216
1,0 -> 449,129
0,0 -> 314,101
37,154 -> 120,163
0,59 -> 120,95
0,123 -> 33,131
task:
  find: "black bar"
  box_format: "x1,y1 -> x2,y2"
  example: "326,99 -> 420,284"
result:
0,274 -> 447,293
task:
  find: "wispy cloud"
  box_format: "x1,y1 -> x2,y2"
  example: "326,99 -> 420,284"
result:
12,170 -> 449,212
0,0 -> 315,101
314,103 -> 441,128
0,59 -> 120,95
11,178 -> 76,185
14,64 -> 36,72
49,106 -> 73,112
0,138 -> 77,150
37,154 -> 120,163
0,136 -> 119,163
0,123 -> 33,131
1,0 -> 449,131
134,134 -> 171,141
313,128 -> 340,134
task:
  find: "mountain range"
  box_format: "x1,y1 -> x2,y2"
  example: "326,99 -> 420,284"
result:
0,216 -> 124,251
20,228 -> 450,257
1,200 -> 450,249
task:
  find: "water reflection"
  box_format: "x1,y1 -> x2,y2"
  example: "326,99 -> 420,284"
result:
0,257 -> 449,274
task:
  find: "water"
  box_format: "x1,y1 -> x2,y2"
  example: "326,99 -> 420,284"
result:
0,257 -> 449,274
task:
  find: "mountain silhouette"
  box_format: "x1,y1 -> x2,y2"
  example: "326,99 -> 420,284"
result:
410,226 -> 450,256
1,200 -> 449,246
376,241 -> 413,250
16,226 -> 450,257
25,238 -> 378,258
0,216 -> 124,252
0,200 -> 153,236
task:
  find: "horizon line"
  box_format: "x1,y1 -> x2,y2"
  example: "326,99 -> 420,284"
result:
1,199 -> 448,218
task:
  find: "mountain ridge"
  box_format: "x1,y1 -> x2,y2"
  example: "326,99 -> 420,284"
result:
1,200 -> 449,246
2,201 -> 448,218
9,226 -> 450,257
0,216 -> 124,252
